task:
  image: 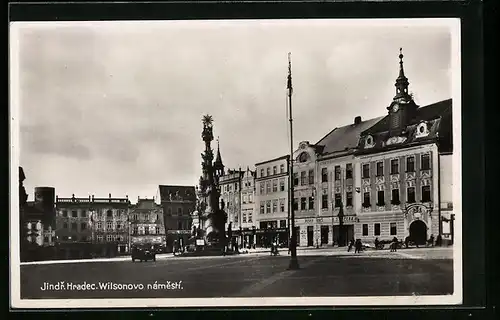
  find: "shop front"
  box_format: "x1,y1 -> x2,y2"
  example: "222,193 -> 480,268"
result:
295,215 -> 357,247
166,230 -> 191,252
255,221 -> 288,248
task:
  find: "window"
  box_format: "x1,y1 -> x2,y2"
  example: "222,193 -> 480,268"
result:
280,220 -> 287,228
63,222 -> 68,229
260,169 -> 264,177
422,186 -> 431,202
80,223 -> 87,230
260,202 -> 265,214
334,193 -> 342,208
363,192 -> 371,207
308,197 -> 314,210
279,179 -> 285,192
280,199 -> 285,212
97,222 -> 102,230
308,169 -> 314,184
62,210 -> 68,217
390,222 -> 397,235
391,188 -> 400,204
155,226 -> 160,234
177,221 -> 183,230
377,190 -> 385,206
249,194 -> 253,203
391,159 -> 399,174
293,173 -> 299,186
293,198 -> 299,211
44,236 -> 49,243
272,180 -> 278,192
321,168 -> 328,182
362,224 -> 368,236
242,213 -> 247,223
376,162 -> 384,176
334,166 -> 341,180
116,223 -> 122,230
81,210 -> 87,218
260,182 -> 264,195
322,194 -> 328,209
273,166 -> 277,175
362,164 -> 370,178
266,182 -> 271,193
106,221 -> 113,230
235,183 -> 238,191
106,234 -> 113,242
97,235 -> 103,242
346,164 -> 353,179
243,194 -> 248,204
374,223 -> 381,236
71,222 -> 77,230
72,210 -> 78,218
133,227 -> 138,235
144,214 -> 150,221
300,171 -> 307,185
107,210 -> 113,218
177,207 -> 183,215
267,167 -> 271,176
248,211 -> 253,223
266,201 -> 271,214
272,200 -> 278,213
280,164 -> 285,173
421,154 -> 431,170
406,156 -> 415,172
167,207 -> 172,215
346,192 -> 353,207
407,187 -> 416,203
300,197 -> 307,211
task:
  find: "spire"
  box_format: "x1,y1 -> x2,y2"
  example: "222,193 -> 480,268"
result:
214,136 -> 224,171
394,48 -> 410,100
287,52 -> 293,96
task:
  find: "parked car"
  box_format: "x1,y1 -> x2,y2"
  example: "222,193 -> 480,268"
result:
131,244 -> 156,262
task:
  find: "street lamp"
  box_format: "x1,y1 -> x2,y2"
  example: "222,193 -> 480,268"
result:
338,201 -> 345,247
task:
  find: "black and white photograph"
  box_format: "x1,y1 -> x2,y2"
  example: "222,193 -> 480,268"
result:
10,18 -> 462,308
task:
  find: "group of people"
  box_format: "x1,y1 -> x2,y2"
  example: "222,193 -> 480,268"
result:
347,239 -> 364,253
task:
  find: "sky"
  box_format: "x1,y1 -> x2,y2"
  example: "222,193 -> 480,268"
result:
12,19 -> 455,203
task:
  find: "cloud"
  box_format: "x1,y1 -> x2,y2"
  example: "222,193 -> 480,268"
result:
14,20 -> 454,201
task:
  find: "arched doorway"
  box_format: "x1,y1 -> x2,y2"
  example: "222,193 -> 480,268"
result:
409,220 -> 427,245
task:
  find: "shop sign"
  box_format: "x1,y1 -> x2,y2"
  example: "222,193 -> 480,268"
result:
332,215 -> 357,223
167,230 -> 191,235
196,239 -> 205,246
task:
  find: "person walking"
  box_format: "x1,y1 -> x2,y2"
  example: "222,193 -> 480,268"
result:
354,239 -> 362,254
391,237 -> 398,252
347,239 -> 354,252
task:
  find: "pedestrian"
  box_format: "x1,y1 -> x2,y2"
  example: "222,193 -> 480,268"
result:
436,234 -> 442,247
353,239 -> 361,253
391,237 -> 398,252
374,237 -> 380,250
428,234 -> 435,247
348,239 -> 354,252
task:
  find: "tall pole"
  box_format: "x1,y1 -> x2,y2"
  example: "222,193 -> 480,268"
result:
287,52 -> 299,270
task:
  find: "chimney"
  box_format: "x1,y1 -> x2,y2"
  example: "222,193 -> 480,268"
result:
89,195 -> 91,201
109,193 -> 111,198
354,116 -> 362,125
91,195 -> 94,201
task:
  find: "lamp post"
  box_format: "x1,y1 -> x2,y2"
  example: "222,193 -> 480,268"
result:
338,201 -> 345,247
287,52 -> 299,270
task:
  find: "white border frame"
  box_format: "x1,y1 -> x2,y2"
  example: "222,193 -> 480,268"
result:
10,18 -> 462,308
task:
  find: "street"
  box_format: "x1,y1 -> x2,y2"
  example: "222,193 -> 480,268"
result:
20,247 -> 454,299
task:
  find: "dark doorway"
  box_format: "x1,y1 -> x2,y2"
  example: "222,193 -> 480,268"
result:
295,226 -> 300,246
409,220 -> 427,245
307,226 -> 314,246
346,225 -> 354,243
320,226 -> 329,244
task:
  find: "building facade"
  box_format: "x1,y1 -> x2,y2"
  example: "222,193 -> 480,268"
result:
240,167 -> 257,247
219,168 -> 244,244
129,197 -> 165,247
158,185 -> 196,251
254,155 -> 290,247
55,194 -> 130,258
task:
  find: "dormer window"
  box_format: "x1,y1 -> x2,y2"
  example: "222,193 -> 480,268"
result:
416,121 -> 429,138
365,135 -> 374,148
298,152 -> 310,163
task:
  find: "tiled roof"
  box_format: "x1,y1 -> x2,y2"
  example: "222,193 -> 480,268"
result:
158,185 -> 196,202
315,116 -> 385,157
132,199 -> 159,210
356,99 -> 452,154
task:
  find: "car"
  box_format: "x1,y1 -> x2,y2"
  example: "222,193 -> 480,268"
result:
131,245 -> 156,262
